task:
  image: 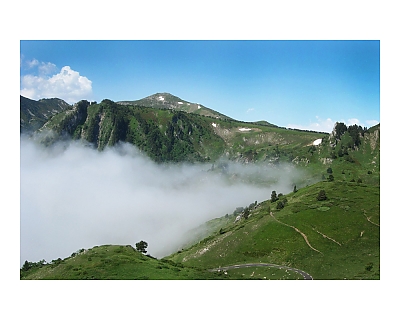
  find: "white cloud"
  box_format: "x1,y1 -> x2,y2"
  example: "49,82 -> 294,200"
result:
287,116 -> 336,133
26,58 -> 39,69
366,120 -> 379,127
38,62 -> 57,75
345,118 -> 381,128
20,64 -> 92,104
247,108 -> 255,113
346,118 -> 361,126
20,138 -> 302,265
287,116 -> 380,133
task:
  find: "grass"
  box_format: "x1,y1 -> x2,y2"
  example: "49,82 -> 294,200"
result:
167,179 -> 379,280
20,245 -> 236,280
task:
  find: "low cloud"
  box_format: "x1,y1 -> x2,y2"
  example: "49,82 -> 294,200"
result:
20,61 -> 92,104
287,116 -> 380,133
20,136 -> 302,265
287,116 -> 336,133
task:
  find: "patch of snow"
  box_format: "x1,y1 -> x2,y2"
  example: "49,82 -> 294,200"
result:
158,96 -> 164,101
212,123 -> 217,127
198,105 -> 201,109
313,138 -> 322,146
239,128 -> 252,132
178,102 -> 183,104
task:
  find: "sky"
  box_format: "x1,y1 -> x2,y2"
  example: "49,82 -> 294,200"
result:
20,40 -> 380,133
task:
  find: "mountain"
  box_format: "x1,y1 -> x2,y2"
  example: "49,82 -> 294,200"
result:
20,95 -> 71,133
118,92 -> 235,121
28,94 -> 327,163
20,104 -> 380,279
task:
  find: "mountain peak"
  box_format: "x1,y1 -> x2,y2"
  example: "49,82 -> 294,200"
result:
117,93 -> 232,120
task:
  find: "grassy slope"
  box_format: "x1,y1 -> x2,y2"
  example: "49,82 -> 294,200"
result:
37,98 -> 327,164
20,244 -> 237,280
24,97 -> 379,280
167,179 -> 379,280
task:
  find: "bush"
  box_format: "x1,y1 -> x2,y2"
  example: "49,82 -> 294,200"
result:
276,201 -> 285,210
271,191 -> 278,203
135,241 -> 148,254
317,190 -> 327,201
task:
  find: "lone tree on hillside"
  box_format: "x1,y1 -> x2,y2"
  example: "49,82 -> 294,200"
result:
271,191 -> 278,203
135,241 -> 148,254
317,190 -> 327,201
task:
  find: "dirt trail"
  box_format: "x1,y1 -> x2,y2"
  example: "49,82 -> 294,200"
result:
269,212 -> 322,254
313,228 -> 342,246
363,211 -> 380,227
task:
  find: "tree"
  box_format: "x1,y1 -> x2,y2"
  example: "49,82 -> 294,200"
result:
293,185 -> 297,193
135,241 -> 148,254
276,201 -> 285,210
243,207 -> 250,219
317,190 -> 327,201
21,260 -> 31,272
328,174 -> 334,182
271,191 -> 278,203
327,167 -> 333,174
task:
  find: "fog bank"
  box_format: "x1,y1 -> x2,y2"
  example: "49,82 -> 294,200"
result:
20,137 -> 302,265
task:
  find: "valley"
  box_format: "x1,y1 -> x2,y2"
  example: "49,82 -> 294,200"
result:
19,93 -> 380,280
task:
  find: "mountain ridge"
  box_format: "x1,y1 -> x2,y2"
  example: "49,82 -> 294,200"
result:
20,95 -> 72,133
20,94 -> 380,279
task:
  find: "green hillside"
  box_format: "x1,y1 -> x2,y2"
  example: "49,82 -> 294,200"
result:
20,244 -> 235,280
20,95 -> 71,133
20,94 -> 380,280
118,92 -> 233,120
33,95 -> 326,163
167,179 -> 379,280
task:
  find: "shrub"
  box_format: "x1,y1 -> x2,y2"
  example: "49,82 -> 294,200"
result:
135,241 -> 148,254
271,191 -> 278,203
317,190 -> 327,201
276,201 -> 285,210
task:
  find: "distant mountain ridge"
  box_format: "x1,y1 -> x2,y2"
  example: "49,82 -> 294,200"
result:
20,96 -> 71,133
20,93 -> 379,167
117,92 -> 236,121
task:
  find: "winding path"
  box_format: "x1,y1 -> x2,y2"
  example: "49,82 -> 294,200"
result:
270,212 -> 322,254
209,263 -> 313,280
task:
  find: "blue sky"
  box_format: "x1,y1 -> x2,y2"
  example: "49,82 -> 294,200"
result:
20,40 -> 379,133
